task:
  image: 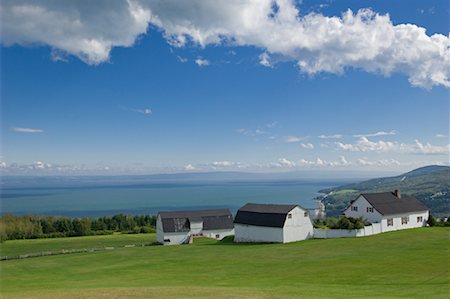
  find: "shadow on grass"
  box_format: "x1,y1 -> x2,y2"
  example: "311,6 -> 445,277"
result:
196,236 -> 279,246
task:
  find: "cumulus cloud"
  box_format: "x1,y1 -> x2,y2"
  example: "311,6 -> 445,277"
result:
12,127 -> 43,133
335,137 -> 450,155
195,57 -> 209,66
2,1 -> 448,87
353,130 -> 397,138
300,143 -> 314,149
184,164 -> 195,171
1,0 -> 151,64
318,134 -> 343,139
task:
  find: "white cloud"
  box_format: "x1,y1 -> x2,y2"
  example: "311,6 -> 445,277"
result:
132,108 -> 152,115
259,52 -> 272,67
2,1 -> 449,87
284,135 -> 306,143
266,121 -> 278,128
184,164 -> 195,171
195,57 -> 209,66
335,137 -> 450,155
300,143 -> 314,149
277,158 -> 296,168
1,0 -> 151,65
353,130 -> 397,138
436,134 -> 448,138
318,134 -> 343,139
12,127 -> 43,133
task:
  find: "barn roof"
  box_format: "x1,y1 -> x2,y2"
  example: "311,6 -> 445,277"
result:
234,203 -> 299,228
159,209 -> 234,233
359,192 -> 428,216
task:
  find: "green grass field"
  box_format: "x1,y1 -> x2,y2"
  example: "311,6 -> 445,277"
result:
1,228 -> 449,298
0,233 -> 156,258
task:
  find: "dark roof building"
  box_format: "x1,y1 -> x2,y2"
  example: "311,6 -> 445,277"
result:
234,203 -> 301,228
158,209 -> 234,233
359,191 -> 428,215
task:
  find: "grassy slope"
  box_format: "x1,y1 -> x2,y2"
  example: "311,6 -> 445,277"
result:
0,233 -> 155,258
1,228 -> 449,299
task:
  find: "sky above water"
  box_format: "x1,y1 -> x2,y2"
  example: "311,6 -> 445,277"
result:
1,0 -> 449,175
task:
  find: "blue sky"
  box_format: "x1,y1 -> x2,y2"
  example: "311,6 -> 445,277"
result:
1,0 -> 449,175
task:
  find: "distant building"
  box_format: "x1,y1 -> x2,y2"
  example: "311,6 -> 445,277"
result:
234,203 -> 314,243
343,190 -> 429,232
156,209 -> 234,245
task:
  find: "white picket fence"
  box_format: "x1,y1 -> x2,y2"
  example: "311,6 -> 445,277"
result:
313,222 -> 382,239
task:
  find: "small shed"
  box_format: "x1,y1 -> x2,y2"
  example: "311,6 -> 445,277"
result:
157,209 -> 234,245
234,203 -> 314,243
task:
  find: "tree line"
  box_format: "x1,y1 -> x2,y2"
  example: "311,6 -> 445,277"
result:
0,214 -> 157,242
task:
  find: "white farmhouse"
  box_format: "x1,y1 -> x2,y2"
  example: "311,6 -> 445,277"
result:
157,209 -> 234,245
343,190 -> 429,232
234,203 -> 314,243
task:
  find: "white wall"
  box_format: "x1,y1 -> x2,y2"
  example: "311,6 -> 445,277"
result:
343,195 -> 383,223
314,222 -> 383,239
234,224 -> 284,243
190,221 -> 203,234
380,211 -> 429,232
203,228 -> 235,240
283,206 -> 314,242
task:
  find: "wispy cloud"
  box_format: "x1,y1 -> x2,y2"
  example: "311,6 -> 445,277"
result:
300,143 -> 314,149
318,134 -> 343,139
195,57 -> 210,67
266,121 -> 278,128
132,108 -> 152,115
436,134 -> 448,138
283,136 -> 307,143
12,127 -> 44,133
335,137 -> 450,155
177,56 -> 188,63
353,130 -> 397,138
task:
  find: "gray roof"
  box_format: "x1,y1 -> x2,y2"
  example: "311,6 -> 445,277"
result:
360,192 -> 429,216
159,209 -> 233,233
234,203 -> 299,228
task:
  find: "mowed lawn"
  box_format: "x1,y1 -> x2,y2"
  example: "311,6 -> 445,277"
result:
0,233 -> 156,258
1,228 -> 449,299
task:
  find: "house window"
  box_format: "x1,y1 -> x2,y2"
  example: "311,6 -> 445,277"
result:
164,239 -> 170,243
288,213 -> 292,219
304,212 -> 308,217
367,207 -> 374,213
351,206 -> 358,211
387,219 -> 393,226
417,216 -> 423,223
401,217 -> 409,225
215,234 -> 220,239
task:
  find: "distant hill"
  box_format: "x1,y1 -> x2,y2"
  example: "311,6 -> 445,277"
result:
319,165 -> 450,217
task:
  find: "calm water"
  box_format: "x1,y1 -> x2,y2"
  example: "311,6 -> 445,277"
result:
1,180 -> 346,217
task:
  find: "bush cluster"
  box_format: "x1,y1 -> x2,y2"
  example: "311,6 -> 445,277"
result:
427,214 -> 450,227
314,216 -> 369,230
0,214 -> 156,242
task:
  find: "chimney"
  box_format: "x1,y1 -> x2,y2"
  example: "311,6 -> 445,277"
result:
394,189 -> 401,198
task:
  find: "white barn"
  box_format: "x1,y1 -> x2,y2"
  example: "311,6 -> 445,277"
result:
343,190 -> 429,232
157,209 -> 234,245
234,203 -> 314,243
